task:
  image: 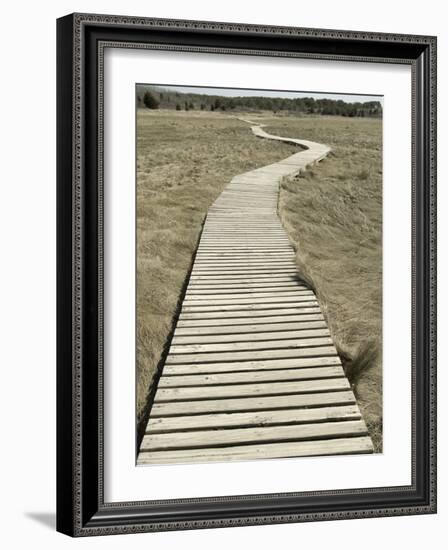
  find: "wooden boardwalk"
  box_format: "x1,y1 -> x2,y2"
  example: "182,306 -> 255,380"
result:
138,120 -> 373,465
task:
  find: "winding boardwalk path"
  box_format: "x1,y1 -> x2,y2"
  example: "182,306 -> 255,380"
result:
138,120 -> 373,465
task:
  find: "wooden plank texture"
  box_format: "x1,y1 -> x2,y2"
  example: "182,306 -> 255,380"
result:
150,390 -> 358,416
138,437 -> 374,464
146,404 -> 362,432
154,378 -> 350,402
141,420 -> 368,451
162,356 -> 342,375
158,366 -> 345,387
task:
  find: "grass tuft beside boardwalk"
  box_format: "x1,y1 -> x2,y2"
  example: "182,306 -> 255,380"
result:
136,110 -> 296,432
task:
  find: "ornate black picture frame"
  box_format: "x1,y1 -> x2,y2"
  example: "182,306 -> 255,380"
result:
57,13 -> 437,536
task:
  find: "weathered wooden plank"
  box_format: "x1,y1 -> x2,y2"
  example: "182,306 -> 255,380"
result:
197,247 -> 294,251
200,232 -> 287,236
191,267 -> 299,275
142,420 -> 368,451
190,274 -> 301,282
192,261 -> 298,268
158,366 -> 344,387
199,240 -> 290,244
182,295 -> 316,307
185,289 -> 312,297
187,281 -> 306,288
183,298 -> 317,309
197,247 -> 293,252
163,356 -> 341,375
191,271 -> 299,277
202,234 -> 285,237
198,248 -> 294,252
186,288 -> 309,297
187,287 -> 308,294
204,217 -> 281,220
188,280 -> 303,287
193,256 -> 296,262
197,249 -> 293,253
196,249 -> 295,253
176,314 -> 324,326
138,436 -> 373,464
198,247 -> 290,250
185,286 -> 310,294
154,378 -> 349,402
203,220 -> 285,224
171,328 -> 330,344
150,390 -> 355,416
214,193 -> 277,197
201,236 -> 286,240
189,277 -> 302,283
196,253 -> 294,257
215,196 -> 278,201
146,405 -> 361,433
190,273 -> 300,281
198,246 -> 291,250
200,235 -> 290,239
200,242 -> 288,246
181,302 -> 318,314
204,225 -> 283,229
195,251 -> 294,255
203,222 -> 284,225
179,307 -> 322,320
174,321 -> 326,335
195,254 -> 295,260
165,346 -> 337,364
199,244 -> 291,248
203,222 -> 283,225
185,290 -> 309,298
210,201 -> 276,205
211,196 -> 277,201
202,225 -> 284,229
169,336 -> 333,355
187,282 -> 306,290
191,269 -> 299,277
215,194 -> 278,197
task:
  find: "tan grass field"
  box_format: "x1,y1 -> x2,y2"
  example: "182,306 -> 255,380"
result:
136,109 -> 382,451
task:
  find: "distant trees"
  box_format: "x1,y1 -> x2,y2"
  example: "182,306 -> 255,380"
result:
143,91 -> 159,109
136,85 -> 382,118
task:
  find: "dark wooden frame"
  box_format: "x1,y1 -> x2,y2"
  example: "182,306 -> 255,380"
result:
57,12 -> 437,536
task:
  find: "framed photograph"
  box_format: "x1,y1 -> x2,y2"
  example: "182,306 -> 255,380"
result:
57,13 -> 437,536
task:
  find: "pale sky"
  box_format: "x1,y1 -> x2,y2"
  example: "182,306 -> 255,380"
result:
151,84 -> 383,105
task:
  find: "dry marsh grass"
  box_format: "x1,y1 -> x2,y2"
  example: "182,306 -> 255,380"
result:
136,110 -> 296,437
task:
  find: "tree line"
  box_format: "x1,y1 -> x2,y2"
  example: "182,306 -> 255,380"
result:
137,86 -> 382,118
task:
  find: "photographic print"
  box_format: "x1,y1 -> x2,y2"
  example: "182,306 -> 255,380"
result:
57,14 -> 436,534
135,85 -> 383,465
